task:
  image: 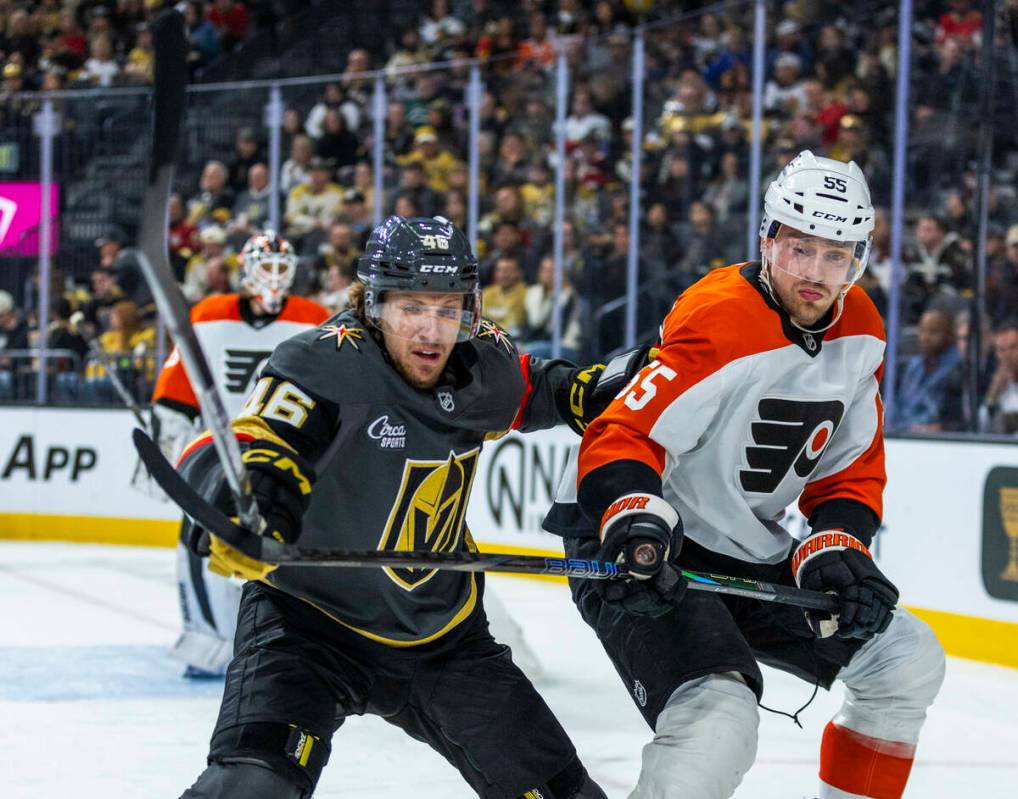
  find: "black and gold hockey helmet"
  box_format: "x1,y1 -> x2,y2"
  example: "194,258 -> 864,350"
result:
357,216 -> 482,342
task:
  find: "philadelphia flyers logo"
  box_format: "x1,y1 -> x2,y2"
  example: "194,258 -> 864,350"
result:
739,399 -> 845,494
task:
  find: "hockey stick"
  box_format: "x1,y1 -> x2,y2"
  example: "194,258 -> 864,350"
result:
126,9 -> 261,534
132,428 -> 839,613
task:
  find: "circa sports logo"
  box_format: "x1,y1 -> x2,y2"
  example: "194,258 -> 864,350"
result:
367,415 -> 407,449
739,398 -> 845,494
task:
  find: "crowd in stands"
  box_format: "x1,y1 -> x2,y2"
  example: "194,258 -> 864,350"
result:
1,0 -> 1017,435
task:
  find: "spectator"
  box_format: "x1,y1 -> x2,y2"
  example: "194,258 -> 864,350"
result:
828,115 -> 891,203
565,87 -> 611,145
936,0 -> 982,50
123,22 -> 154,84
419,0 -> 466,55
280,107 -> 305,156
641,202 -> 683,274
281,134 -> 314,194
207,0 -> 249,52
990,225 -> 1018,324
522,256 -> 584,361
284,157 -> 343,245
393,161 -> 440,217
0,62 -> 29,126
227,128 -> 264,193
385,28 -> 428,83
384,101 -> 414,158
54,9 -> 87,69
2,9 -> 40,68
168,193 -> 199,280
83,300 -> 156,399
677,201 -> 733,285
481,255 -> 528,336
184,0 -> 221,70
764,52 -> 806,115
315,109 -> 360,170
187,160 -> 234,228
316,222 -> 361,282
0,289 -> 29,354
891,308 -> 963,432
230,163 -> 272,240
80,33 -> 120,87
904,214 -> 971,322
43,297 -> 88,385
314,263 -> 354,312
340,186 -> 373,236
980,320 -> 1018,434
80,268 -> 124,331
306,82 -> 360,139
203,256 -> 233,296
814,24 -> 854,91
702,151 -> 749,224
515,10 -> 555,70
183,226 -> 233,303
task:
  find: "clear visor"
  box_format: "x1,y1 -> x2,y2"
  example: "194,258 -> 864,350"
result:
367,290 -> 480,345
245,254 -> 297,311
769,235 -> 868,286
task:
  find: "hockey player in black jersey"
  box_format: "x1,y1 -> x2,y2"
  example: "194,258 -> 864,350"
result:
177,216 -> 609,799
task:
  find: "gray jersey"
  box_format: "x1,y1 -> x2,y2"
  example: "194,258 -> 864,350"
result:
193,311 -> 578,646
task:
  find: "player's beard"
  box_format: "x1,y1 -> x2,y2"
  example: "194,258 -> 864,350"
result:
773,277 -> 838,328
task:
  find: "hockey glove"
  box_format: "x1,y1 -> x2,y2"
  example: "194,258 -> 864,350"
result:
595,493 -> 686,617
564,345 -> 658,435
207,441 -> 316,581
792,531 -> 899,640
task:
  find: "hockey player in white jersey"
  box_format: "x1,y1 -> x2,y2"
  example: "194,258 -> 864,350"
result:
151,231 -> 330,676
544,152 -> 946,798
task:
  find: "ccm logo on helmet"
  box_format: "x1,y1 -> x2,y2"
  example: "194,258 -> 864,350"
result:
812,211 -> 848,222
419,263 -> 459,274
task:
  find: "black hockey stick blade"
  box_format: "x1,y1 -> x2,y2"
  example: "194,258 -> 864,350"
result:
132,428 -> 838,611
132,428 -> 268,561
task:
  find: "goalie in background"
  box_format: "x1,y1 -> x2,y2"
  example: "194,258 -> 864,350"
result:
150,231 -> 330,677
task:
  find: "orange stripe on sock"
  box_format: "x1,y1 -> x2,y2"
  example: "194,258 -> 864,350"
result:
819,721 -> 916,799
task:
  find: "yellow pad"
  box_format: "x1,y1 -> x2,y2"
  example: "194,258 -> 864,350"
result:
209,534 -> 277,581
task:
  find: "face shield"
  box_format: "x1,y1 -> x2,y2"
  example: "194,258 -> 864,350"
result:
366,288 -> 482,346
768,232 -> 870,287
243,252 -> 297,313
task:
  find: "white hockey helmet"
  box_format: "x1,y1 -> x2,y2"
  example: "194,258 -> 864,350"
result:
760,150 -> 875,285
240,230 -> 297,313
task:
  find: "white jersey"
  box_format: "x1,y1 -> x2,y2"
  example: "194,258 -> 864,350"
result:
152,293 -> 330,419
546,263 -> 886,564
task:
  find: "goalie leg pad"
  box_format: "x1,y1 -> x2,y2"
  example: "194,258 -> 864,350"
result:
179,760 -> 308,798
630,672 -> 758,799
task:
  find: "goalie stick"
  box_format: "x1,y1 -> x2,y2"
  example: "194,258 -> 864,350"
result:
127,8 -> 261,534
132,428 -> 839,613
127,11 -> 837,616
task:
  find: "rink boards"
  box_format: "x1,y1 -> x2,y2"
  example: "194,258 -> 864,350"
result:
1,406 -> 1016,667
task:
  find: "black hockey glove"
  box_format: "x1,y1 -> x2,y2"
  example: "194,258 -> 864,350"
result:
203,441 -> 316,582
792,530 -> 899,640
564,345 -> 657,435
595,493 -> 686,617
236,441 -> 316,545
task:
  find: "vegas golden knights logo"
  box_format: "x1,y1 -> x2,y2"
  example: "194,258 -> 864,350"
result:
378,448 -> 479,590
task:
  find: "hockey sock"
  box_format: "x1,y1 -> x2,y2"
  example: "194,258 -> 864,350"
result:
818,721 -> 916,799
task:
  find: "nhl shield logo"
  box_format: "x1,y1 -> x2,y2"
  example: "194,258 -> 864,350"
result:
633,679 -> 647,707
438,390 -> 455,413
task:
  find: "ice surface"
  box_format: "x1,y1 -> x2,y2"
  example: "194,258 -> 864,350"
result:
1,542 -> 1015,798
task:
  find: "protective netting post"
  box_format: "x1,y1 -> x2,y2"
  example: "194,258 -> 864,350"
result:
552,45 -> 569,359
372,73 -> 386,227
467,63 -> 482,253
264,84 -> 284,234
625,26 -> 645,351
33,98 -> 58,405
747,0 -> 766,261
